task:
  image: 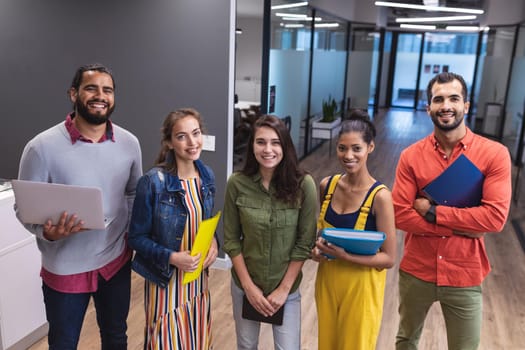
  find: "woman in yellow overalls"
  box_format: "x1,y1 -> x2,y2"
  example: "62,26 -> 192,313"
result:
311,110 -> 397,350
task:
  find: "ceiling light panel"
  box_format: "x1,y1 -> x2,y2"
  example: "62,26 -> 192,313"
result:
316,23 -> 340,28
400,23 -> 437,30
282,16 -> 322,21
271,2 -> 308,10
446,25 -> 482,31
396,15 -> 477,23
283,23 -> 305,28
275,12 -> 308,18
375,1 -> 484,14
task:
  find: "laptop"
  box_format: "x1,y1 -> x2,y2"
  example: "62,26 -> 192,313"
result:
11,179 -> 106,230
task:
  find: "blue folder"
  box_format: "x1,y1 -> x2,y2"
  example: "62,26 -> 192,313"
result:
422,154 -> 484,208
320,228 -> 385,256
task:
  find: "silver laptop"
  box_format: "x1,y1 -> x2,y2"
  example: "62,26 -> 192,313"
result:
11,179 -> 106,230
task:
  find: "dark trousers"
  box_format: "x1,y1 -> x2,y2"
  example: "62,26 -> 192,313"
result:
42,261 -> 131,350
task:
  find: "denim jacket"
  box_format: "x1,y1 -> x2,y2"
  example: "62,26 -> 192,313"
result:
128,160 -> 216,288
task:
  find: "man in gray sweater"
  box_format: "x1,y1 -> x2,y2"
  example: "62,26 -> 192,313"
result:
17,63 -> 142,349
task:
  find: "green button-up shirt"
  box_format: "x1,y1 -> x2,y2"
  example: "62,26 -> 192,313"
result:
223,172 -> 317,295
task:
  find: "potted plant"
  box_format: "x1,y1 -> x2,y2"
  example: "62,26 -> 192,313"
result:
312,95 -> 341,140
321,95 -> 338,123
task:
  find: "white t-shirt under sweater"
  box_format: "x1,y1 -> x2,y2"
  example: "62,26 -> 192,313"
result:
17,120 -> 142,275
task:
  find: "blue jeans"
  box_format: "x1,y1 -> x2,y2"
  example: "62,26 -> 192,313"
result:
231,280 -> 301,350
42,261 -> 131,350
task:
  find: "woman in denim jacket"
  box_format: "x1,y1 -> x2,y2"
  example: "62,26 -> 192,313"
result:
129,108 -> 218,349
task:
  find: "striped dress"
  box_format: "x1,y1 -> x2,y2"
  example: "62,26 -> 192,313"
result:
144,177 -> 213,350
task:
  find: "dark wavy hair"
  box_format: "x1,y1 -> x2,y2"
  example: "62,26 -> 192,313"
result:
242,115 -> 306,205
155,108 -> 205,174
339,109 -> 376,144
426,72 -> 468,105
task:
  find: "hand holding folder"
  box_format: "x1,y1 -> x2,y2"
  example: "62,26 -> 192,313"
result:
320,227 -> 385,256
422,154 -> 484,208
182,211 -> 221,284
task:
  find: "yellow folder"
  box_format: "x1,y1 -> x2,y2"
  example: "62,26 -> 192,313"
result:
182,211 -> 221,284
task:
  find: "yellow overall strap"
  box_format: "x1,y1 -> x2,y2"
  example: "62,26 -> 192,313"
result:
354,184 -> 387,230
317,174 -> 342,230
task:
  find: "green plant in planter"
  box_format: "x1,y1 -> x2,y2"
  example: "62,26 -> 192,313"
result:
321,95 -> 338,122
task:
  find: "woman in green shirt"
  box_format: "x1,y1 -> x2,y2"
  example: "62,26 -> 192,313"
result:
223,115 -> 317,350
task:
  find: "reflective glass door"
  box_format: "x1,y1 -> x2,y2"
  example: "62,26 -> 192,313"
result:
474,26 -> 516,139
268,2 -> 313,157
391,33 -> 423,108
346,25 -> 381,111
417,32 -> 479,111
502,24 -> 525,160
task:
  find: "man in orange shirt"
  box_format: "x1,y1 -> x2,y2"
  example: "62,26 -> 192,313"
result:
392,72 -> 511,350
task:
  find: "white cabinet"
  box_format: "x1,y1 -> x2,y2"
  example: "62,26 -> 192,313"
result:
0,190 -> 47,350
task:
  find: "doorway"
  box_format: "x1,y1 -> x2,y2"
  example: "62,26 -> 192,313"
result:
390,31 -> 479,110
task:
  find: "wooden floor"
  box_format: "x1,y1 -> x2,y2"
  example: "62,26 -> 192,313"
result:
29,109 -> 525,349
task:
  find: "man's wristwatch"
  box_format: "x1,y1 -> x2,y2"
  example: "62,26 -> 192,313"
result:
424,204 -> 436,223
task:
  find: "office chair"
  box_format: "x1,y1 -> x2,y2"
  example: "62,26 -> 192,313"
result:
233,108 -> 251,165
281,115 -> 292,131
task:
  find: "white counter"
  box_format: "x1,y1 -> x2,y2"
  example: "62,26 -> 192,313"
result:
0,190 -> 47,350
235,100 -> 260,110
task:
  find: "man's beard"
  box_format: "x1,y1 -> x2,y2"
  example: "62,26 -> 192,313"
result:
75,99 -> 115,125
431,110 -> 464,132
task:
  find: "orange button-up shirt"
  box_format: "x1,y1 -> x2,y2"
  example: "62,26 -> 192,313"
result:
392,128 -> 511,287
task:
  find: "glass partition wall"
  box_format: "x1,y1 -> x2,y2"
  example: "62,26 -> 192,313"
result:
346,24 -> 381,113
391,32 -> 423,108
268,2 -> 313,158
264,2 -> 523,160
307,10 -> 348,155
503,23 -> 525,164
417,32 -> 478,110
266,1 -> 385,158
390,31 -> 478,110
471,26 -> 515,139
267,1 -> 349,157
